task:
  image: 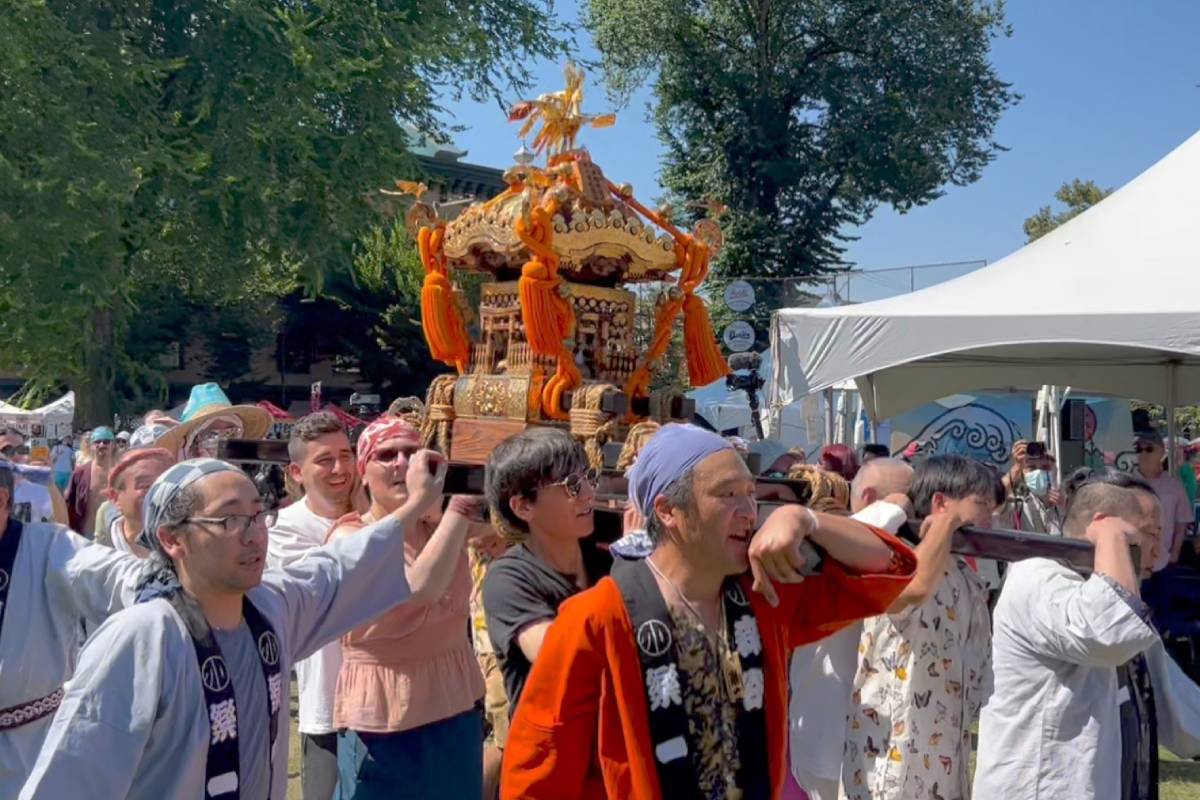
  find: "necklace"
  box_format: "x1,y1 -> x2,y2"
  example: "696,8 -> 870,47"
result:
647,558 -> 740,792
646,556 -> 725,643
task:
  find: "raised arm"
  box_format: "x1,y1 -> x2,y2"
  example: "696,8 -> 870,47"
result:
886,511 -> 965,613
266,450 -> 448,661
1005,559 -> 1158,668
747,506 -> 916,646
404,496 -> 481,606
748,505 -> 907,606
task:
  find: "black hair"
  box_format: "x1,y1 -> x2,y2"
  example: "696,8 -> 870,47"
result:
861,443 -> 890,459
484,427 -> 588,539
910,454 -> 999,518
1062,466 -> 1157,538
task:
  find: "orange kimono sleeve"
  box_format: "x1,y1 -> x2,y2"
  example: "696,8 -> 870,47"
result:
762,525 -> 916,649
500,593 -> 605,800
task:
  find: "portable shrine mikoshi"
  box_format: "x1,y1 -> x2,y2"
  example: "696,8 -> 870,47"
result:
399,64 -> 728,467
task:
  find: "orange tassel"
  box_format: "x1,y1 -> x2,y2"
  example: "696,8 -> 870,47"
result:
683,293 -> 728,385
418,226 -> 470,373
514,202 -> 579,419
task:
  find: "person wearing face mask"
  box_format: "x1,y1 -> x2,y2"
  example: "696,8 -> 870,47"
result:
1001,440 -> 1063,535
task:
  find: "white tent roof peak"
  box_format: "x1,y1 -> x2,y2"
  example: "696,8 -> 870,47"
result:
771,128 -> 1200,420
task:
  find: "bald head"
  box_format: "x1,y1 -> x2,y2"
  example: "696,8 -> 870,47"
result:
851,458 -> 914,513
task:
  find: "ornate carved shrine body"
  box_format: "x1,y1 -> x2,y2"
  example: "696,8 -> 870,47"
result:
402,64 -> 729,466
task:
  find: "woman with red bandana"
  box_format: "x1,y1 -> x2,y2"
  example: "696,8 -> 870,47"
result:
327,416 -> 488,799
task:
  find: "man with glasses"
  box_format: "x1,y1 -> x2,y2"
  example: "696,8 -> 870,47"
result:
1133,431 -> 1191,573
22,449 -> 475,799
482,427 -> 608,723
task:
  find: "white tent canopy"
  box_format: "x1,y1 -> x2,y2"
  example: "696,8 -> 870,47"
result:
689,349 -> 858,449
770,130 -> 1200,424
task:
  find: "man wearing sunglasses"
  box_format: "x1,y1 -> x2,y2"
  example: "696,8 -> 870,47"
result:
64,427 -> 119,538
23,448 -> 475,799
1133,432 -> 1191,574
482,428 -> 609,726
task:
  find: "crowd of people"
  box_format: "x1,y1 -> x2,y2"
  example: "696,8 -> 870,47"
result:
1,378 -> 1199,800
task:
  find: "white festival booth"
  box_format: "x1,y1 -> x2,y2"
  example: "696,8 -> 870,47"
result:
0,392 -> 75,441
769,130 -> 1200,462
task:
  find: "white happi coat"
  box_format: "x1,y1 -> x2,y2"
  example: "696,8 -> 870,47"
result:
21,514 -> 416,800
974,558 -> 1162,799
0,522 -> 143,796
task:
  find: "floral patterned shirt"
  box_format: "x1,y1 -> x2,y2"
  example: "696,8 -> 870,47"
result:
669,606 -> 746,800
841,558 -> 991,800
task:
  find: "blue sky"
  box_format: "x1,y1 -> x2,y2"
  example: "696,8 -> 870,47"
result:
441,0 -> 1200,301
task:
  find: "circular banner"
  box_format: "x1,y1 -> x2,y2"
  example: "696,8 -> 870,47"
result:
723,280 -> 756,313
722,321 -> 757,353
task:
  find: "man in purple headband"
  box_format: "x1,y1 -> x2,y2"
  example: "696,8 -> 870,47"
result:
501,423 -> 917,800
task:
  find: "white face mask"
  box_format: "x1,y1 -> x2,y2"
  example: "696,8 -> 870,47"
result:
1024,469 -> 1051,497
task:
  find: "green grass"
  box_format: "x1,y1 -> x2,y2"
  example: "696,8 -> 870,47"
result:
1160,748 -> 1200,800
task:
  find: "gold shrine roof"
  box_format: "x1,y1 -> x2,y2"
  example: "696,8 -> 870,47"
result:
438,167 -> 679,284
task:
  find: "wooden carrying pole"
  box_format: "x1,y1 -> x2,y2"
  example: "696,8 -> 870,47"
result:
221,440 -> 1129,572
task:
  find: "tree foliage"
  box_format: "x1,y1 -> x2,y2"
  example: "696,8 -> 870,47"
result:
585,0 -> 1017,342
1022,179 -> 1112,243
0,0 -> 568,422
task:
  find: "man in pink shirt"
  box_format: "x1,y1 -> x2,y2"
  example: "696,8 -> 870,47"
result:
1134,432 -> 1191,571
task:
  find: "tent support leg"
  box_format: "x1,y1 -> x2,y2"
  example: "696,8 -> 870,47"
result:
824,387 -> 835,447
1167,362 -> 1179,472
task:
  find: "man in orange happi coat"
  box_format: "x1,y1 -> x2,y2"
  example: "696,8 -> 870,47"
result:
501,424 -> 918,800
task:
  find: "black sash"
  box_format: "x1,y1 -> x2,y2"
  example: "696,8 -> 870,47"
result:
194,597 -> 283,799
612,559 -> 770,800
0,519 -> 24,639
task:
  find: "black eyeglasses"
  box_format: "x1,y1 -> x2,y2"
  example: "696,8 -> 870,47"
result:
1135,445 -> 1159,454
186,509 -> 277,537
546,468 -> 600,499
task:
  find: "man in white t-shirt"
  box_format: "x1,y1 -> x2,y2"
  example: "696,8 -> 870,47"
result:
268,411 -> 357,800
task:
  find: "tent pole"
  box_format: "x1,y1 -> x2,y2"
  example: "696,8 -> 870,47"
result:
1167,362 -> 1178,472
824,387 -> 835,447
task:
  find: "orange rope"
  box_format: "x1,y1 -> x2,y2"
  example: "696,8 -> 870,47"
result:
514,198 -> 579,420
417,225 -> 470,373
617,184 -> 727,418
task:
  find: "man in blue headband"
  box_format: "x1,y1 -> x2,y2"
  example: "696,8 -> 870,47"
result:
501,423 -> 917,800
22,449 -> 481,800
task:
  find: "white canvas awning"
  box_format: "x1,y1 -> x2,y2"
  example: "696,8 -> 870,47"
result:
770,129 -> 1200,422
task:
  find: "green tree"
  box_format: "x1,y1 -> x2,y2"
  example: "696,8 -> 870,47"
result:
0,1 -> 568,424
585,0 -> 1017,344
1022,179 -> 1112,242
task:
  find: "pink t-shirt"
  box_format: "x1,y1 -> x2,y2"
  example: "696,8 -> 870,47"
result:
1140,471 -> 1192,571
328,513 -> 483,733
